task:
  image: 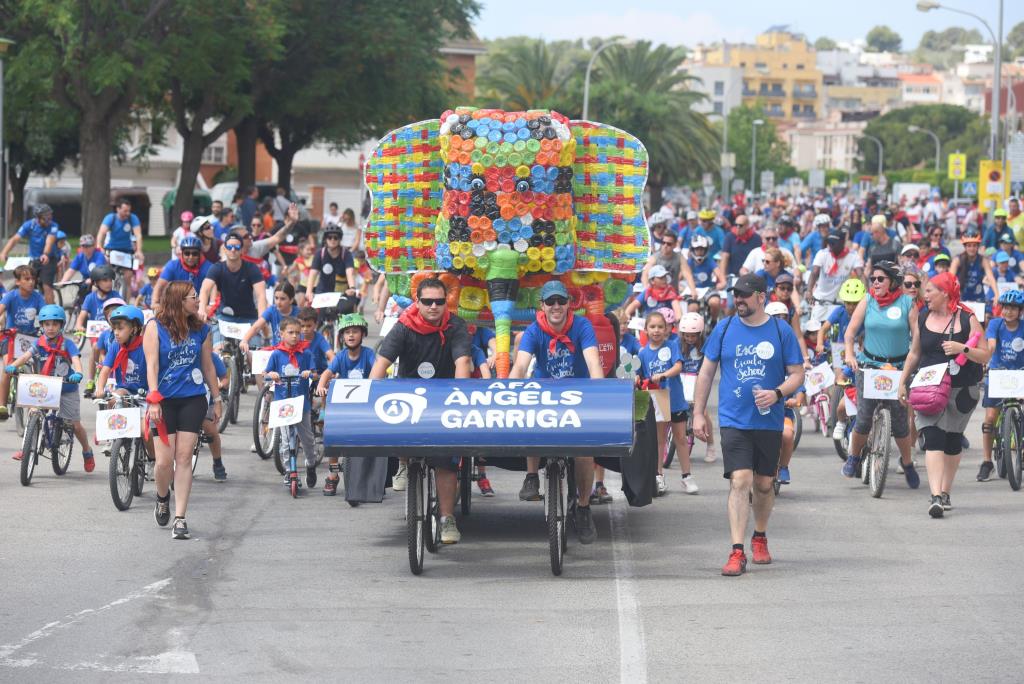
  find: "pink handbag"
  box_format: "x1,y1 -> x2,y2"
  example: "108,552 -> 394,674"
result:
909,372 -> 951,416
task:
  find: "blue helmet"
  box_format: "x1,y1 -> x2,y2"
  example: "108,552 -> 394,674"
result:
999,289 -> 1024,307
38,304 -> 66,323
109,305 -> 145,325
179,235 -> 202,251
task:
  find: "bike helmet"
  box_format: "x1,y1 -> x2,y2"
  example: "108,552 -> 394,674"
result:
34,204 -> 53,218
655,306 -> 677,326
679,312 -> 704,334
813,213 -> 832,228
55,230 -> 67,241
190,215 -> 212,233
91,265 -> 115,281
337,312 -> 369,333
147,266 -> 160,277
698,208 -> 716,221
803,319 -> 822,333
180,210 -> 195,223
999,289 -> 1024,307
838,278 -> 866,303
109,305 -> 145,325
38,304 -> 66,323
179,235 -> 202,251
766,301 -> 790,317
871,260 -> 900,282
322,225 -> 343,238
102,297 -> 127,312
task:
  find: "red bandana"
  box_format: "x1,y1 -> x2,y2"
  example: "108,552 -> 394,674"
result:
399,305 -> 452,346
646,285 -> 678,302
111,336 -> 143,377
733,227 -> 755,244
39,335 -> 71,376
871,284 -> 901,309
272,340 -> 311,370
536,310 -> 576,356
826,248 -> 849,276
181,255 -> 206,276
241,254 -> 272,282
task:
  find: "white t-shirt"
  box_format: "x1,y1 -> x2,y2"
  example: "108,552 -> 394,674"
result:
811,248 -> 864,301
340,223 -> 359,250
741,245 -> 796,274
171,226 -> 189,256
323,212 -> 342,227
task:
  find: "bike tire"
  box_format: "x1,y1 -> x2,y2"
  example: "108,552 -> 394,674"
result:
1002,406 -> 1022,491
792,411 -> 803,450
218,358 -> 234,434
869,409 -> 891,498
773,476 -> 782,496
547,462 -> 565,576
252,384 -> 274,459
425,466 -> 441,554
273,431 -> 289,475
132,442 -> 148,497
237,355 -> 248,394
407,460 -> 425,575
996,411 -> 1010,479
19,412 -> 41,486
191,441 -> 200,475
109,438 -> 135,511
51,422 -> 73,476
459,457 -> 472,517
664,429 -> 676,468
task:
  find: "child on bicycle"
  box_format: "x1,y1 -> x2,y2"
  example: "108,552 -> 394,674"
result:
297,307 -> 333,373
93,297 -> 127,393
678,311 -> 717,464
265,316 -> 319,489
241,281 -> 298,353
95,303 -> 151,450
136,267 -> 159,309
637,310 -> 698,496
978,289 -> 1024,481
314,313 -> 375,496
7,305 -> 93,469
0,265 -> 46,420
73,264 -> 119,397
820,278 -> 865,441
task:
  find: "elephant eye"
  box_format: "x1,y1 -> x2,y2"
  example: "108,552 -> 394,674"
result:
470,178 -> 485,191
515,180 -> 530,193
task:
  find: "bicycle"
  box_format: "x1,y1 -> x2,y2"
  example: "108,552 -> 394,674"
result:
252,382 -> 277,460
545,456 -> 576,576
270,374 -> 319,497
993,397 -> 1024,491
3,331 -> 36,437
406,457 -> 441,575
864,402 -> 894,498
104,250 -> 135,300
213,321 -> 247,429
53,279 -> 86,330
18,377 -> 78,486
458,456 -> 474,516
98,391 -> 151,511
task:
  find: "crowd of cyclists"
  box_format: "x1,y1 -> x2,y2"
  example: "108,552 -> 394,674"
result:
2,188 -> 1023,574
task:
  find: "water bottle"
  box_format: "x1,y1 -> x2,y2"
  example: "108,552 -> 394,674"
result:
752,384 -> 771,416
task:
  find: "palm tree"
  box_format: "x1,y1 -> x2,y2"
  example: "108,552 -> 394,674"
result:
476,39 -> 583,112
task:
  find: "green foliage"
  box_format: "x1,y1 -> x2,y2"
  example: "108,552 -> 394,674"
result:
865,25 -> 902,53
1008,21 -> 1024,60
913,26 -> 984,69
725,104 -> 792,191
857,104 -> 988,175
476,38 -> 589,112
813,37 -> 837,51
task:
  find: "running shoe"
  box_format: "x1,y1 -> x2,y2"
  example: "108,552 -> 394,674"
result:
681,475 -> 699,494
751,534 -> 772,564
940,492 -> 952,511
596,484 -> 613,504
903,462 -> 920,489
721,549 -> 747,576
154,496 -> 170,527
440,516 -> 461,544
842,454 -> 862,478
977,461 -> 994,482
212,460 -> 227,482
83,380 -> 95,399
928,495 -> 944,518
11,450 -> 22,461
172,517 -> 190,540
777,466 -> 791,485
703,445 -> 717,463
574,506 -> 596,544
831,420 -> 847,441
519,474 -> 541,501
249,442 -> 257,453
83,452 -> 95,473
306,466 -> 317,489
0,405 -> 9,421
323,476 -> 338,496
477,478 -> 494,497
392,463 -> 408,491
656,474 -> 667,496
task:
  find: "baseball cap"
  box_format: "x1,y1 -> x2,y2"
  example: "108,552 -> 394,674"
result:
901,244 -> 919,255
648,265 -> 669,279
995,251 -> 1011,264
999,232 -> 1015,243
774,272 -> 795,285
826,231 -> 845,246
765,301 -> 790,317
539,280 -> 569,302
79,234 -> 95,247
728,273 -> 767,296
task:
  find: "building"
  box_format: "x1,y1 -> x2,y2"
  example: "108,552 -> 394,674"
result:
898,72 -> 942,105
824,85 -> 900,115
695,28 -> 824,123
787,111 -> 867,173
685,64 -> 744,119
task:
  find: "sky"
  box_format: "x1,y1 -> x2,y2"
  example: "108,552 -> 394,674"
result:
473,0 -> 1024,51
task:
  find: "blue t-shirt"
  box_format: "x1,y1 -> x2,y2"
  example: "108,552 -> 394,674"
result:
1000,249 -> 1024,277
801,231 -> 824,263
17,219 -> 59,258
260,305 -> 300,346
96,329 -> 115,355
102,339 -> 147,392
155,321 -> 210,398
82,290 -> 120,321
687,256 -> 716,288
827,305 -> 853,343
101,212 -> 140,252
266,347 -> 315,412
160,258 -> 213,293
307,334 -> 332,372
519,316 -> 598,379
68,250 -> 106,276
1,290 -> 46,333
638,340 -> 687,413
620,332 -> 641,357
680,343 -> 703,374
958,255 -> 985,302
139,283 -> 154,308
703,315 -> 803,431
328,346 -> 376,380
721,231 -> 762,276
986,318 -> 1024,370
637,287 -> 678,315
32,335 -> 81,394
472,326 -> 495,352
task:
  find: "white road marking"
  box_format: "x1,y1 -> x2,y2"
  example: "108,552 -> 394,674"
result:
608,484 -> 648,684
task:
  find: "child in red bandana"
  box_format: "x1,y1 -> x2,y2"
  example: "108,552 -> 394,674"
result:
264,316 -> 318,488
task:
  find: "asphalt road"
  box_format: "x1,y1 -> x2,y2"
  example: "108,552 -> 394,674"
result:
1,370 -> 1023,682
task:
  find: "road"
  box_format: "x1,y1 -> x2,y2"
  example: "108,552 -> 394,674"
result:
1,372 -> 1022,682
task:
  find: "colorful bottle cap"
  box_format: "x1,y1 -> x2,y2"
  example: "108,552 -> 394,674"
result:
514,239 -> 529,252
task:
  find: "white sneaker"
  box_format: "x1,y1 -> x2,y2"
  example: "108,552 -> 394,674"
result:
656,474 -> 667,495
831,421 -> 847,441
896,460 -> 905,474
440,515 -> 461,544
703,446 -> 717,463
392,463 -> 408,491
681,475 -> 699,494
250,442 -> 258,453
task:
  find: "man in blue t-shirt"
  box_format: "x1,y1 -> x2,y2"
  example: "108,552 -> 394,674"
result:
60,233 -> 107,285
0,204 -> 61,303
691,273 -> 804,577
510,280 -> 606,545
96,199 -> 144,265
717,214 -> 761,282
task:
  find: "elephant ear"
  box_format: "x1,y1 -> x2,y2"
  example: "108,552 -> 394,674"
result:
363,119 -> 444,274
569,121 -> 650,273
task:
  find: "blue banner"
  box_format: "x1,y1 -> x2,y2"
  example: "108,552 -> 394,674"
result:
324,378 -> 634,451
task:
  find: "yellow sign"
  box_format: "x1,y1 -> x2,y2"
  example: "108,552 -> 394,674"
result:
979,159 -> 1010,207
947,153 -> 967,180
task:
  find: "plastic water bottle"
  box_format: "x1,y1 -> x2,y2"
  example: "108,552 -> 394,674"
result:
752,384 -> 771,416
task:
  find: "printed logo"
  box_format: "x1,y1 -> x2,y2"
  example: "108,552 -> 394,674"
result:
1012,337 -> 1024,352
28,382 -> 49,399
347,369 -> 364,379
696,272 -> 708,283
657,347 -> 672,362
322,263 -> 334,275
886,307 -> 901,320
417,362 -> 435,379
374,388 -> 428,425
107,413 -> 129,431
755,342 -> 775,360
191,368 -> 204,384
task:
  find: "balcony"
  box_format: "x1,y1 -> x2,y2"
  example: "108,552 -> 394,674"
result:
793,88 -> 818,99
758,86 -> 786,98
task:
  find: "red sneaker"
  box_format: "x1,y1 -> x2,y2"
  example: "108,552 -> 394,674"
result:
751,535 -> 772,564
721,549 -> 747,576
12,451 -> 22,461
83,455 -> 95,473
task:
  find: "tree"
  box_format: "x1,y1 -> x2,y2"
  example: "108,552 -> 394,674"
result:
476,38 -> 588,112
813,37 -> 837,51
587,41 -> 720,209
914,26 -> 984,68
1008,21 -> 1024,59
865,25 -> 902,53
724,105 -> 793,193
857,104 -> 987,175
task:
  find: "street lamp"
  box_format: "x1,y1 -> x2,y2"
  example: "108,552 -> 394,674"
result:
862,134 -> 884,179
0,38 -> 14,240
582,38 -> 631,121
917,0 -> 1003,161
750,119 -> 764,196
907,124 -> 941,173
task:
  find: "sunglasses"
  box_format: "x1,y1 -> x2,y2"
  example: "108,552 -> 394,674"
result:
325,235 -> 341,240
186,292 -> 198,300
419,297 -> 446,307
225,244 -> 243,251
776,284 -> 793,291
544,296 -> 569,306
763,259 -> 776,264
903,280 -> 920,288
182,250 -> 200,257
251,222 -> 261,227
662,241 -> 676,247
763,236 -> 779,242
869,276 -> 889,283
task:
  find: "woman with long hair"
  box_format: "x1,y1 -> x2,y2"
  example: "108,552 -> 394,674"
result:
144,280 -> 221,540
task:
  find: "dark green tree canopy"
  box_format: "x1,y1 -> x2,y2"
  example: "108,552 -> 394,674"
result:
857,104 -> 987,174
865,25 -> 902,53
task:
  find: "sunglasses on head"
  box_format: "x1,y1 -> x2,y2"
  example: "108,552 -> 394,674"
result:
544,296 -> 569,306
419,297 -> 446,307
869,276 -> 889,283
903,280 -> 919,288
225,243 -> 242,251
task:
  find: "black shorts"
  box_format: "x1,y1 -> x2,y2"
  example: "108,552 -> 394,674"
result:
720,427 -> 782,479
36,259 -> 57,286
670,410 -> 688,424
161,395 -> 208,435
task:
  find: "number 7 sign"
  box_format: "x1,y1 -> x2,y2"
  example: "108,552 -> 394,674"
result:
329,380 -> 372,404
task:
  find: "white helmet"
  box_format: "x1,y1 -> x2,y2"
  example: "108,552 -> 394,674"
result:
190,215 -> 213,234
803,319 -> 822,333
679,312 -> 704,334
690,234 -> 710,262
813,213 -> 832,228
765,301 -> 790,317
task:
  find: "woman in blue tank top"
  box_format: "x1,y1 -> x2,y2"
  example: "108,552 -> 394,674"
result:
143,280 -> 220,540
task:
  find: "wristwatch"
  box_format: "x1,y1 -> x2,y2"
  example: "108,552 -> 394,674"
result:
773,388 -> 784,402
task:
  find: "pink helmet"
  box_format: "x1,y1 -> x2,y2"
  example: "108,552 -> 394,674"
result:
181,210 -> 195,223
655,306 -> 677,326
679,312 -> 704,334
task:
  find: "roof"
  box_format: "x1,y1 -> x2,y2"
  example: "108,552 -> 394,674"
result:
898,73 -> 941,84
440,28 -> 486,56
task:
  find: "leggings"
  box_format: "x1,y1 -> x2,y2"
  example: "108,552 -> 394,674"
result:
282,413 -> 317,467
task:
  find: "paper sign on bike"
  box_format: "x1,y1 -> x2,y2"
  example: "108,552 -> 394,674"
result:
998,282 -> 1020,296
862,369 -> 901,400
964,301 -> 985,323
217,320 -> 247,340
86,319 -> 111,338
2,257 -> 31,270
14,334 -> 35,356
844,393 -> 857,417
107,250 -> 134,269
95,407 -> 142,440
268,396 -> 304,428
251,349 -> 272,375
682,373 -> 696,402
311,292 -> 342,309
15,374 -> 62,409
910,363 -> 947,388
988,370 -> 1024,399
804,362 -> 835,396
143,309 -> 155,324
330,379 -> 372,404
627,316 -> 645,332
830,342 -> 845,368
647,389 -> 671,423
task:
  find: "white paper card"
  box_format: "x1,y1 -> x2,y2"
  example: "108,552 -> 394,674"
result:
379,316 -> 398,340
682,373 -> 696,402
95,407 -> 142,440
86,319 -> 110,338
251,349 -> 273,375
3,257 -> 31,270
14,334 -> 36,357
863,369 -> 901,400
311,292 -> 342,309
831,342 -> 845,368
218,319 -> 247,340
330,379 -> 372,404
843,394 -> 857,417
964,301 -> 985,323
16,373 -> 63,409
648,389 -> 671,423
628,316 -> 645,332
910,362 -> 947,389
998,282 -> 1020,296
108,250 -> 134,269
268,396 -> 304,428
804,362 -> 836,396
988,370 -> 1024,398
143,309 -> 155,323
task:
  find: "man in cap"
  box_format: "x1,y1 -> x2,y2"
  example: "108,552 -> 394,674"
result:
805,229 -> 863,323
898,243 -> 920,271
510,279 -> 606,545
692,273 -> 804,576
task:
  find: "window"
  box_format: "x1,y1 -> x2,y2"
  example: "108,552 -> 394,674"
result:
740,61 -> 747,68
796,64 -> 805,70
755,62 -> 767,70
714,81 -> 724,96
713,101 -> 723,115
782,63 -> 788,69
202,144 -> 226,165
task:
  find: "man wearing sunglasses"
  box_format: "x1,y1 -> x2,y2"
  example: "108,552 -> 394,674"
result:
641,229 -> 682,290
805,229 -> 863,324
198,233 -> 268,348
739,227 -> 796,276
152,235 -> 213,311
371,277 -> 472,544
509,280 -> 606,545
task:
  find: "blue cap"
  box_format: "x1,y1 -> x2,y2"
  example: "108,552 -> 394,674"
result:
995,251 -> 1011,264
539,280 -> 569,302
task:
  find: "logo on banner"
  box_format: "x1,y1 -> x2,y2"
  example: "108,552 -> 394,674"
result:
28,382 -> 49,399
374,388 -> 428,425
107,413 -> 129,431
277,402 -> 296,419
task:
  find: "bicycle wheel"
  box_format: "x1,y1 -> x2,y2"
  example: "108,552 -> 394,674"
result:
19,412 -> 41,486
773,476 -> 782,496
996,412 -> 1009,479
252,384 -> 274,459
273,431 -> 289,475
51,422 -> 73,476
109,438 -> 135,511
792,412 -> 803,450
406,460 -> 425,575
459,457 -> 472,516
117,269 -> 132,300
132,441 -> 148,497
1001,406 -> 1023,491
868,408 -> 891,498
191,441 -> 200,475
237,356 -> 248,395
546,461 -> 566,576
664,424 -> 676,468
425,466 -> 441,553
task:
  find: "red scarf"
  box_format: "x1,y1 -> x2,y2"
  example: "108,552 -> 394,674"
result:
39,335 -> 71,376
241,254 -> 272,282
536,310 -> 576,356
647,285 -> 678,302
272,339 -> 311,369
111,336 -> 142,377
181,255 -> 206,276
871,285 -> 901,309
826,248 -> 849,276
733,227 -> 755,244
930,271 -> 971,315
399,305 -> 452,346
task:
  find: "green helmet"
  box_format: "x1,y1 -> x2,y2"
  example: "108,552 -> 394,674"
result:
337,313 -> 368,334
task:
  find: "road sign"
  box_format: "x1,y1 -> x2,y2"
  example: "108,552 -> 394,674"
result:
701,173 -> 713,187
721,166 -> 734,182
947,153 -> 967,180
878,174 -> 888,191
962,181 -> 977,196
979,159 -> 1008,207
720,152 -> 736,168
760,170 -> 775,193
1009,132 -> 1024,183
809,169 -> 825,189
731,179 -> 745,192
1012,181 -> 1024,195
